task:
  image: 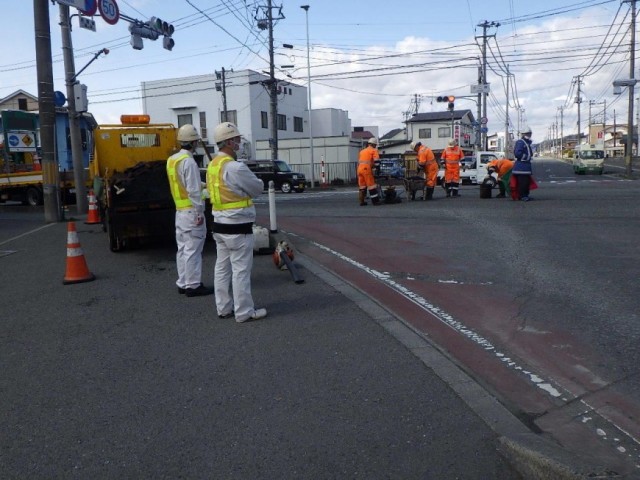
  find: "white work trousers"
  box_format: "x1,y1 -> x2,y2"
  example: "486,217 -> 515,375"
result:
213,232 -> 255,321
175,209 -> 207,289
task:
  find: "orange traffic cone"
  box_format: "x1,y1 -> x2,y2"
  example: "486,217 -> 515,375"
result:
85,189 -> 101,225
63,221 -> 95,285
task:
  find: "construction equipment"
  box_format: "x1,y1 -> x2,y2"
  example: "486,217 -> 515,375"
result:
90,115 -> 178,251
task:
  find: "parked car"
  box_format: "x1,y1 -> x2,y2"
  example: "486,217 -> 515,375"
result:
246,159 -> 306,193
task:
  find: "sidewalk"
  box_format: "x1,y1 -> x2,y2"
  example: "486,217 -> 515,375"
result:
0,216 -> 614,479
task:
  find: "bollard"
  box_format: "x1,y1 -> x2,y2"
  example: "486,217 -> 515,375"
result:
268,180 -> 277,233
321,156 -> 327,188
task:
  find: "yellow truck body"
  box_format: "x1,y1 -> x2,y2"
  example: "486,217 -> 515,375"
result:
90,117 -> 179,251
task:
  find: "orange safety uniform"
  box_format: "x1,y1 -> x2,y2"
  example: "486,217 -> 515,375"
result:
440,145 -> 465,184
357,145 -> 380,205
487,158 -> 514,197
487,158 -> 514,179
417,145 -> 437,188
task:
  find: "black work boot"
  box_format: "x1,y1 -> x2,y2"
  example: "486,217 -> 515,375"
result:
185,284 -> 214,297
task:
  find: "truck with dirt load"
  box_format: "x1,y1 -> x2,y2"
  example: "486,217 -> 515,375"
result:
90,115 -> 178,251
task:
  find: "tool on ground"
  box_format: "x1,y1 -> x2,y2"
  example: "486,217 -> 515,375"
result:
273,240 -> 304,284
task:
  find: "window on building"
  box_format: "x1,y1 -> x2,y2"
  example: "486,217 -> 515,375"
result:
438,127 -> 451,138
419,128 -> 431,139
294,116 -> 303,132
261,111 -> 268,129
199,112 -> 207,140
18,98 -> 28,110
277,114 -> 287,131
177,114 -> 193,128
220,110 -> 237,125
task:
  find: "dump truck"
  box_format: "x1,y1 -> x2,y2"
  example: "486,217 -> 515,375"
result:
90,115 -> 178,251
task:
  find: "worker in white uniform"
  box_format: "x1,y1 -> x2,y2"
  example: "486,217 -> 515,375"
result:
166,124 -> 213,297
206,122 -> 267,322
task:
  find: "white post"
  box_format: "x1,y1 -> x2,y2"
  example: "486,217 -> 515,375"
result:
268,180 -> 277,233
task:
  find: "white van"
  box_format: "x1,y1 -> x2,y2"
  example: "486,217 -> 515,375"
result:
573,144 -> 604,175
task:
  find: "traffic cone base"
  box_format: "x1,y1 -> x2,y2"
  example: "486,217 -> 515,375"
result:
63,221 -> 95,284
85,189 -> 101,225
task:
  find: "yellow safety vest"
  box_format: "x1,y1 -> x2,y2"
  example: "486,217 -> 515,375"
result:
206,155 -> 253,211
166,153 -> 193,210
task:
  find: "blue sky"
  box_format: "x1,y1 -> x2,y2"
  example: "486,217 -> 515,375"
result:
1,0 -> 631,141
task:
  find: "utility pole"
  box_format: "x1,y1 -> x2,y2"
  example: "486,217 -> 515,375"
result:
256,0 -> 284,161
215,67 -> 230,121
504,65 -> 510,156
614,110 -> 618,155
625,0 -> 636,176
558,106 -> 564,157
301,4 -> 314,189
59,4 -> 88,214
576,75 -> 583,146
476,21 -> 499,151
412,93 -> 421,115
268,1 -> 277,160
476,65 -> 482,148
34,0 -> 61,222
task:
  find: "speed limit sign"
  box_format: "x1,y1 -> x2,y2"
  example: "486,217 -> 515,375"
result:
98,0 -> 119,25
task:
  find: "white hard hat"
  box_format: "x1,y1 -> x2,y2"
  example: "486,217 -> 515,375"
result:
410,141 -> 421,150
368,137 -> 378,145
177,124 -> 199,142
522,126 -> 532,135
448,139 -> 456,146
214,122 -> 242,144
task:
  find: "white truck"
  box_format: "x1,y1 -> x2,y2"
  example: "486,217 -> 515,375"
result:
573,144 -> 604,175
437,150 -> 501,185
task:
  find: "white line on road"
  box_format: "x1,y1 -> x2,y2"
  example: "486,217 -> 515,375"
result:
0,223 -> 55,247
290,232 -> 640,460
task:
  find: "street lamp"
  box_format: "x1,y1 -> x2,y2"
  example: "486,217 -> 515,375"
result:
301,5 -> 314,189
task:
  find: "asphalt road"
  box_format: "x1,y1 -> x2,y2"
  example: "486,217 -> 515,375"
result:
1,156 -> 639,478
255,156 -> 640,477
0,207 -> 524,478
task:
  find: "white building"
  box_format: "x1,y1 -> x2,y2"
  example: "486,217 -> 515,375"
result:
141,69 -> 354,173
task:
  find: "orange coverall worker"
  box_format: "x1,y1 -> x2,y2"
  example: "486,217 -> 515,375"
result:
487,158 -> 514,197
440,145 -> 465,197
417,145 -> 438,200
357,145 -> 380,205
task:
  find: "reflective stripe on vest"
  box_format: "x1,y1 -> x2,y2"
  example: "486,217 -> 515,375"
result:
207,155 -> 253,211
166,153 -> 193,210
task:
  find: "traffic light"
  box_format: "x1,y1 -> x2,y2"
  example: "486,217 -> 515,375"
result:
148,17 -> 175,50
436,95 -> 455,111
129,21 -> 161,50
149,17 -> 175,37
163,36 -> 175,51
129,21 -> 159,40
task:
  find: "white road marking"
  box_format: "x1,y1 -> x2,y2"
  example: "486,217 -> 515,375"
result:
288,232 -> 640,461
